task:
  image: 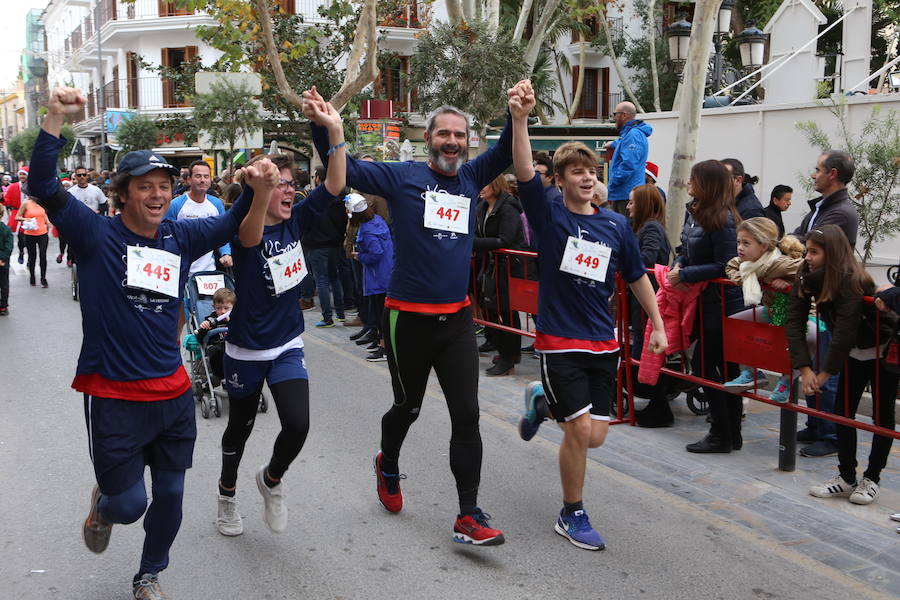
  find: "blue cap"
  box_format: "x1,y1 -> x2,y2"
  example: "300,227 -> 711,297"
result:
117,150 -> 180,177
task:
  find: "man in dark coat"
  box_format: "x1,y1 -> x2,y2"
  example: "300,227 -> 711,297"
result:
721,158 -> 765,219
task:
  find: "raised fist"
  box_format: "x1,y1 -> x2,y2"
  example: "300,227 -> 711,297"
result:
47,87 -> 87,117
508,79 -> 536,120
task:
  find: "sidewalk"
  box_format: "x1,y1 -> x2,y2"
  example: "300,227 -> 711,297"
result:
470,340 -> 900,597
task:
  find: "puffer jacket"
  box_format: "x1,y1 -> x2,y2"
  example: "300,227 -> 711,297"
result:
735,183 -> 765,219
675,207 -> 743,328
355,214 -> 393,296
785,268 -> 898,374
638,264 -> 707,385
725,253 -> 803,313
608,120 -> 652,203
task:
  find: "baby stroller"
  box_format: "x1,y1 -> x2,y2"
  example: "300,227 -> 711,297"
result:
184,270 -> 269,418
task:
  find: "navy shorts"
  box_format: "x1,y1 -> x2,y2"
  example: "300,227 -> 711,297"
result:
539,351 -> 619,423
84,388 -> 196,495
223,347 -> 308,398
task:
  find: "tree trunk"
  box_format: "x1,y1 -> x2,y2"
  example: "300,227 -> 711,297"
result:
523,0 -> 563,72
597,1 -> 645,114
665,0 -> 722,247
553,49 -> 572,123
485,0 -> 500,31
568,36 -> 587,120
446,0 -> 464,25
462,0 -> 475,23
647,0 -> 661,112
513,0 -> 535,41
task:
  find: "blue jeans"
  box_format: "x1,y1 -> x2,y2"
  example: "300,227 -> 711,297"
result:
804,328 -> 838,442
307,247 -> 344,320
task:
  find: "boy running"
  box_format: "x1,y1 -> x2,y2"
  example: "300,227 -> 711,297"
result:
510,82 -> 668,550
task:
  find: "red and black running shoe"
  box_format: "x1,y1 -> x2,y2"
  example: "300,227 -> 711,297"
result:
453,508 -> 505,546
373,451 -> 405,513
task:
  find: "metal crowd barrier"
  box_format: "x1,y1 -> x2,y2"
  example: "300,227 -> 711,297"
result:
470,249 -> 899,470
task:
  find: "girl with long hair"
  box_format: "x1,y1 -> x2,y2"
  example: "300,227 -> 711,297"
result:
786,225 -> 898,505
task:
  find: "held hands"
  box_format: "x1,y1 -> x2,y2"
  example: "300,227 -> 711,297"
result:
47,87 -> 87,117
799,367 -> 818,396
301,87 -> 342,131
219,255 -> 233,268
241,158 -> 279,193
508,80 -> 535,120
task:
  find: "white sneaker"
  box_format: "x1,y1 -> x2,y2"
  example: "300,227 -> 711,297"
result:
890,513 -> 900,523
216,495 -> 243,536
849,477 -> 879,505
809,474 -> 856,498
256,465 -> 287,533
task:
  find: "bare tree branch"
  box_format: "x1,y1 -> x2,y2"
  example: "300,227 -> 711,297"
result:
445,0 -> 464,24
251,0 -> 305,112
524,0 -> 563,72
330,0 -> 379,111
596,0 -> 645,113
513,0 -> 535,41
647,0 -> 661,112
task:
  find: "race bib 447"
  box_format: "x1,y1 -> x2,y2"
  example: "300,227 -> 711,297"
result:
423,191 -> 470,235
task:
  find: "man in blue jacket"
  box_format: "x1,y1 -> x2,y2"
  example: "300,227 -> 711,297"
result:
607,102 -> 652,215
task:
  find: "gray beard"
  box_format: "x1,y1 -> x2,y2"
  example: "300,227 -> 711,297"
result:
429,144 -> 468,174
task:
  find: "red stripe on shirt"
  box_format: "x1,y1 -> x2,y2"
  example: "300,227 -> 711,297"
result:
384,297 -> 471,314
535,332 -> 619,354
72,367 -> 191,402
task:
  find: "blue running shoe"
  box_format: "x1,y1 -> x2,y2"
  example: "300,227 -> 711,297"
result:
723,368 -> 764,392
315,319 -> 335,328
519,381 -> 548,441
769,376 -> 791,403
555,508 -> 605,551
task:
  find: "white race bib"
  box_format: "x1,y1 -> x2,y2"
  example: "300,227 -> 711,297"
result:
21,218 -> 38,232
194,274 -> 225,296
266,242 -> 307,295
559,236 -> 612,282
126,246 -> 181,297
423,191 -> 470,234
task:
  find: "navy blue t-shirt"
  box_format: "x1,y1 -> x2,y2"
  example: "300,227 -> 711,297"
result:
227,185 -> 337,350
29,131 -> 253,381
312,120 -> 512,305
518,175 -> 645,342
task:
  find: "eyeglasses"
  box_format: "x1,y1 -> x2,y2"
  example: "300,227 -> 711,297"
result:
277,179 -> 296,190
75,173 -> 88,177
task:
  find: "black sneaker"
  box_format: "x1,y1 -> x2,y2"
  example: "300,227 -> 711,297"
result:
796,428 -> 816,443
349,328 -> 371,341
799,440 -> 838,457
366,348 -> 387,362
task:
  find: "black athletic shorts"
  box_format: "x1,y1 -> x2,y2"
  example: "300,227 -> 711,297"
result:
83,388 -> 196,495
539,351 -> 618,423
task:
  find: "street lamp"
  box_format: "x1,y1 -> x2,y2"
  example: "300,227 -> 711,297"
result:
736,23 -> 767,71
717,0 -> 736,36
666,14 -> 692,78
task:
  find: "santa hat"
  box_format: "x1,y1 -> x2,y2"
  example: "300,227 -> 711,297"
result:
645,162 -> 659,182
17,166 -> 29,175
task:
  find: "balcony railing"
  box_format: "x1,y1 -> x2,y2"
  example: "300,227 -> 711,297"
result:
65,0 -> 202,57
379,1 -> 429,28
75,77 -> 194,122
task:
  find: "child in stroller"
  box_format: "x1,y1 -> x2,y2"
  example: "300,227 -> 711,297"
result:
196,287 -> 234,381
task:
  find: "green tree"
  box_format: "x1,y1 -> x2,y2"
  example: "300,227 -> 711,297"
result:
191,79 -> 262,172
114,114 -> 159,153
796,99 -> 900,264
10,125 -> 75,167
409,19 -> 527,134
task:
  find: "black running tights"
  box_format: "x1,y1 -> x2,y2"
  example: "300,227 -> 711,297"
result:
220,378 -> 310,488
380,305 -> 482,514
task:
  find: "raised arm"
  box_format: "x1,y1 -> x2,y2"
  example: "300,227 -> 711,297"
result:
236,158 -> 279,248
306,98 -> 346,197
510,80 -> 536,183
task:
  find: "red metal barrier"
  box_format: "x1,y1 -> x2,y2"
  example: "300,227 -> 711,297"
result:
471,250 -> 900,440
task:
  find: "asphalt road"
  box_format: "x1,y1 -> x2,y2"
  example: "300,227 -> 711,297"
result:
0,259 -> 893,600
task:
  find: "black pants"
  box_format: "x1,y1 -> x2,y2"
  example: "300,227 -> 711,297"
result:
381,305 -> 482,513
836,357 -> 899,484
367,293 -> 386,340
484,310 -> 521,362
25,233 -> 48,282
352,260 -> 372,328
694,330 -> 742,445
58,235 -> 73,262
220,378 -> 310,488
0,263 -> 8,307
17,230 -> 26,258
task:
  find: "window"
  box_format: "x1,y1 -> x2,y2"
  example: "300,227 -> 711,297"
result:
126,52 -> 139,108
161,46 -> 197,107
377,56 -> 411,110
158,1 -> 192,17
571,17 -> 599,43
572,66 -> 598,119
276,0 -> 295,13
